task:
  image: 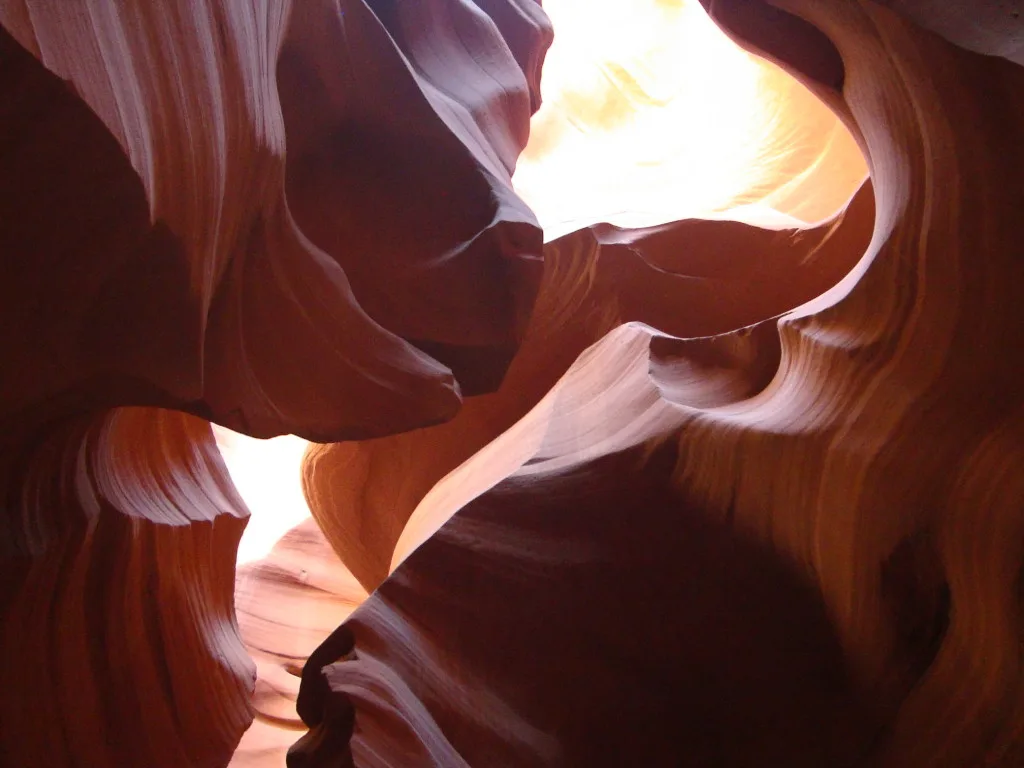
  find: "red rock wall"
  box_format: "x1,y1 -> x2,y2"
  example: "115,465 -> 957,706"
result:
298,1 -> 1024,766
0,408 -> 253,767
0,0 -> 548,764
2,0 -> 1023,766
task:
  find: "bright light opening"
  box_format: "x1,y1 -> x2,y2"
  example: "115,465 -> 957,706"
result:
212,427 -> 311,566
513,0 -> 866,240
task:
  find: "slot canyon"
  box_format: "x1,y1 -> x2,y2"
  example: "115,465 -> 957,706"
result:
1,0 -> 1023,766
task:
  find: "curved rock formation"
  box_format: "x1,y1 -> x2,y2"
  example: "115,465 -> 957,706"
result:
0,0 -> 548,440
232,518 -> 366,767
2,0 -> 1024,766
305,181 -> 875,591
298,1 -> 1024,766
871,0 -> 1024,65
0,408 -> 253,767
1,0 -> 549,765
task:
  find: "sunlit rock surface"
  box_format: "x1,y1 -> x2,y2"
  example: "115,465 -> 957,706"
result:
307,182 -> 875,593
301,1 -> 1024,766
0,0 -> 546,763
1,0 -> 1023,766
230,518 -> 366,768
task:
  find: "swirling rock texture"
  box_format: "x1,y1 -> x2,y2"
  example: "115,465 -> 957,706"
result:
304,183 -> 876,593
0,0 -> 546,764
0,407 -> 254,767
1,1 -> 1023,768
231,518 -> 367,767
0,0 -> 546,440
298,1 -> 1024,767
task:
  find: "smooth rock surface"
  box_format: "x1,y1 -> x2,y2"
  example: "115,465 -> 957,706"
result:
1,0 -> 1023,766
301,1 -> 1024,766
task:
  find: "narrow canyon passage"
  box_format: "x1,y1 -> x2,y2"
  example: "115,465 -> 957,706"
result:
1,1 -> 1022,767
223,2 -> 869,761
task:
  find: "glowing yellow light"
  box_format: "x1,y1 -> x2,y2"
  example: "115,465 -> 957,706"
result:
513,0 -> 867,240
213,426 -> 311,565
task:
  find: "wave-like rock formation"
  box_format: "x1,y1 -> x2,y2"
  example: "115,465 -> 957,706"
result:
2,0 -> 1023,766
297,1 -> 1024,766
304,182 -> 875,592
0,408 -> 253,767
0,0 -> 548,440
231,518 -> 366,767
1,0 -> 548,764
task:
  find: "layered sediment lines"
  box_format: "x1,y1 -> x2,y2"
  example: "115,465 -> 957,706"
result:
0,0 -> 549,440
230,519 -> 367,767
0,0 -> 549,764
305,182 -> 875,592
1,0 -> 1022,767
0,408 -> 253,767
300,1 -> 1024,766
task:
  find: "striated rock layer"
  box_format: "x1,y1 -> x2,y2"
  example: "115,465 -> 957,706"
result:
231,518 -> 366,767
0,0 -> 549,765
1,0 -> 1023,766
305,181 -> 875,593
0,408 -> 253,767
0,0 -> 549,441
298,1 -> 1024,766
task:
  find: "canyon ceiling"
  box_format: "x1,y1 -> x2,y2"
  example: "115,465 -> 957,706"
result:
1,0 -> 1023,766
